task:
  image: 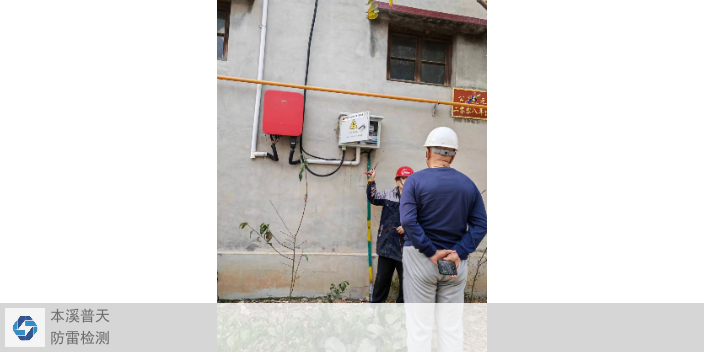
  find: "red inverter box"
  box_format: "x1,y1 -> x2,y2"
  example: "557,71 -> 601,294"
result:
262,90 -> 304,136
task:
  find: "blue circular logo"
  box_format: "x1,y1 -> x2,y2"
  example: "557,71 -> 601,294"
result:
13,316 -> 38,341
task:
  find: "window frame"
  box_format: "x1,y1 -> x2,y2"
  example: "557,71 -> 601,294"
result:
386,29 -> 452,87
217,1 -> 230,61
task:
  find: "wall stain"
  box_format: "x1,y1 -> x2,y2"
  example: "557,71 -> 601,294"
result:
245,242 -> 260,251
369,21 -> 379,57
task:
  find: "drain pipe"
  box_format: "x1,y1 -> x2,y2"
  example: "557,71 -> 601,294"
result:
250,0 -> 270,159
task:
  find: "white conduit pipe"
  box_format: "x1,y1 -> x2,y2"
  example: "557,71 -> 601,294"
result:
305,147 -> 361,166
250,0 -> 270,159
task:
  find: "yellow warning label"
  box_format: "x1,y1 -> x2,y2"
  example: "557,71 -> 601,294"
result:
349,119 -> 358,129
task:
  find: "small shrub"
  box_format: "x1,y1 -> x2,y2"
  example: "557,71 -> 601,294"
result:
325,281 -> 349,303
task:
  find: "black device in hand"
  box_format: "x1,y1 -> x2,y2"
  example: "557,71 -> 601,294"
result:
437,260 -> 457,276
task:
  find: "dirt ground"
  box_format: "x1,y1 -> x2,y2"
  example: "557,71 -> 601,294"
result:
218,296 -> 486,303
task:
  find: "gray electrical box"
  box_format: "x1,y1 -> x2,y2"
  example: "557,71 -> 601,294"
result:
338,112 -> 383,149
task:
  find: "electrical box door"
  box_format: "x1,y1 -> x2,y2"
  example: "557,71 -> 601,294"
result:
338,112 -> 383,149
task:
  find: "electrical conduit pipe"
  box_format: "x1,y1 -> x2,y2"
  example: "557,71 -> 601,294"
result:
305,147 -> 361,166
250,0 -> 270,159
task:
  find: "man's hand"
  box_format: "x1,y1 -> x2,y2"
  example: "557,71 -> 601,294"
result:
396,226 -> 404,235
369,168 -> 376,182
429,249 -> 455,267
442,251 -> 461,279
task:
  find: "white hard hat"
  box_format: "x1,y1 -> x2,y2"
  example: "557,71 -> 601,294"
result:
423,127 -> 459,150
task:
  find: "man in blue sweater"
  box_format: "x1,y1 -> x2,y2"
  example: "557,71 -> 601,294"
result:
400,127 -> 487,303
400,127 -> 487,351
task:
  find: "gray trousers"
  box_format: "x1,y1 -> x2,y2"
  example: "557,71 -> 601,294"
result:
402,246 -> 468,303
402,246 -> 467,352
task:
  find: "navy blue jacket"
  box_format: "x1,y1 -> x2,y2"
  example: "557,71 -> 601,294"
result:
400,168 -> 487,261
367,181 -> 404,262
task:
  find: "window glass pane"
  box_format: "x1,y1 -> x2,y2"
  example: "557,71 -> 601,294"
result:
422,41 -> 446,63
421,63 -> 445,84
390,59 -> 415,81
218,36 -> 224,59
218,11 -> 227,34
390,36 -> 416,59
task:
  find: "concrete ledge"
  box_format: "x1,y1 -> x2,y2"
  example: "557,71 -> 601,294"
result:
217,250 -> 377,257
375,1 -> 487,35
218,251 -> 378,300
217,251 -> 487,300
375,1 -> 487,26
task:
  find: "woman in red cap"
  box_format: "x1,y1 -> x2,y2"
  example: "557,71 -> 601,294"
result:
366,166 -> 414,303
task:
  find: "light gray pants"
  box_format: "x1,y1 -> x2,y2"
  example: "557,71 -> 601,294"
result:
402,246 -> 468,303
403,246 -> 467,352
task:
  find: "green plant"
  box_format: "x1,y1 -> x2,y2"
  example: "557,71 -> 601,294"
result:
325,281 -> 350,303
238,157 -> 310,301
466,189 -> 488,303
468,248 -> 487,302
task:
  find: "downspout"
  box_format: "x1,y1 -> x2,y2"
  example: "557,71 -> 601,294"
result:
250,0 -> 270,159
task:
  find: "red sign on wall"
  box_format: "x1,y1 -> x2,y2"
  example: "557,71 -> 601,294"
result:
452,88 -> 487,120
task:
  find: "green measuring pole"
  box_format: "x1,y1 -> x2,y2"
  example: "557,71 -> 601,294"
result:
366,152 -> 373,300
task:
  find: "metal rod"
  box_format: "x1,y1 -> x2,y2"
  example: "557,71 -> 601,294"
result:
366,153 -> 373,300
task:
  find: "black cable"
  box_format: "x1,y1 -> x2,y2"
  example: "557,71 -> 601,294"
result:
299,0 -> 338,162
266,142 -> 279,161
292,0 -> 347,177
290,137 -> 346,177
305,149 -> 346,177
283,0 -> 353,177
265,135 -> 279,161
288,137 -> 300,165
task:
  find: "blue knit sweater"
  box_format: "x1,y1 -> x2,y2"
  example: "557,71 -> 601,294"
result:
400,167 -> 487,260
